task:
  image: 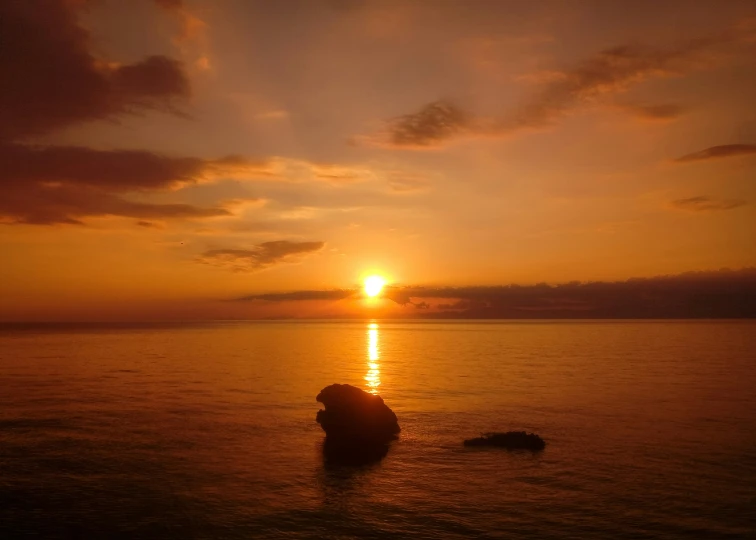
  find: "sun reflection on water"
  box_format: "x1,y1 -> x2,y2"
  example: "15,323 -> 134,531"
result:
365,322 -> 380,393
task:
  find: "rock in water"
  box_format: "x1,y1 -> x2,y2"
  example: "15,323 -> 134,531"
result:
463,431 -> 546,451
316,384 -> 400,444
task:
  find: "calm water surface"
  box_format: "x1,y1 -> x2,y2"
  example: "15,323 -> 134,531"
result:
1,320 -> 755,539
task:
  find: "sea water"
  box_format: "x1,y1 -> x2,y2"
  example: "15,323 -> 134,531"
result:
1,320 -> 754,539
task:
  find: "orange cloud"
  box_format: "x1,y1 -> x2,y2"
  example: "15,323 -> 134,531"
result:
381,101 -> 471,149
617,103 -> 689,121
197,241 -> 326,272
669,196 -> 747,212
674,144 -> 756,162
136,220 -> 164,229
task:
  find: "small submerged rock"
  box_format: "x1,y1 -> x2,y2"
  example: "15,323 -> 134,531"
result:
316,383 -> 400,444
463,431 -> 546,451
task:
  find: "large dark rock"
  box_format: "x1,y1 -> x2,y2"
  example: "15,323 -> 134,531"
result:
316,384 -> 400,445
463,431 -> 546,451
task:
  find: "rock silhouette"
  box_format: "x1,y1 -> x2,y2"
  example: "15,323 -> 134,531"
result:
316,384 -> 400,444
463,431 -> 546,451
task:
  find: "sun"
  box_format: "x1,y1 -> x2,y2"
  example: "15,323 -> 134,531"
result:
363,275 -> 386,297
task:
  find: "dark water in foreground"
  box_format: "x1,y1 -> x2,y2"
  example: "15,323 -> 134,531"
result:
1,320 -> 755,539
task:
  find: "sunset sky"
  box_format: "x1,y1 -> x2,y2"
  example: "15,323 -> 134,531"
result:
2,0 -> 756,320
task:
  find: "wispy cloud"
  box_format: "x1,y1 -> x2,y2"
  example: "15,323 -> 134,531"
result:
368,27 -> 754,148
670,196 -> 746,211
674,144 -> 756,162
136,220 -> 164,229
238,289 -> 353,302
197,241 -> 325,272
618,102 -> 688,121
381,101 -> 471,149
309,163 -> 374,184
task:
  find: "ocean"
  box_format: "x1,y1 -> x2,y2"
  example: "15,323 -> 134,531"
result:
1,320 -> 755,539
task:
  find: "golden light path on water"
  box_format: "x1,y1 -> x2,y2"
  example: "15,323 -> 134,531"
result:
365,322 -> 380,393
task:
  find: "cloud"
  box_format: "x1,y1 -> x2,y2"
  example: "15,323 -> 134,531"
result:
0,144 -> 277,191
370,28 -> 753,148
197,241 -> 325,272
0,0 -> 189,141
502,42 -> 709,131
111,55 -> 188,99
136,221 -> 163,228
0,142 -> 391,225
0,143 -> 279,224
382,101 -> 470,148
0,183 -> 230,226
0,1 -> 393,227
674,144 -> 756,162
670,196 -> 747,212
239,289 -> 353,302
0,0 -> 232,225
309,163 -> 374,184
235,268 -> 756,318
619,103 -> 688,121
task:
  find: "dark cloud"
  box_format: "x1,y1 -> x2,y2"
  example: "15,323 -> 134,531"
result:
0,0 -> 247,225
236,268 -> 756,318
111,55 -> 188,102
1,143 -> 205,191
0,144 -> 272,192
385,101 -> 470,148
0,0 -> 412,227
136,221 -> 163,228
0,143 -> 271,224
239,289 -> 353,302
436,300 -> 487,311
197,241 -> 325,272
506,42 -> 709,131
376,29 -> 752,148
238,286 -> 423,306
0,0 -> 189,142
674,144 -> 756,162
620,103 -> 688,121
670,196 -> 747,211
425,269 -> 756,318
0,183 -> 229,225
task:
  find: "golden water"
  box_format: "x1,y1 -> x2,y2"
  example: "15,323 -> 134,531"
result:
1,320 -> 754,538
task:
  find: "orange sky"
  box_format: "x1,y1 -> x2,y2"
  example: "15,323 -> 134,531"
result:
1,0 -> 755,320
